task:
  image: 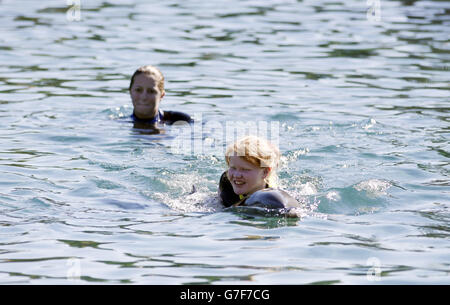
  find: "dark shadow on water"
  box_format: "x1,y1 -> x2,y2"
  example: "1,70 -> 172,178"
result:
132,122 -> 164,135
226,207 -> 301,229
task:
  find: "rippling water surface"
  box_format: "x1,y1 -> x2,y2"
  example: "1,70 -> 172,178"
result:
0,0 -> 449,284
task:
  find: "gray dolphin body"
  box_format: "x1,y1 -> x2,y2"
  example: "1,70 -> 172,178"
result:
243,188 -> 300,209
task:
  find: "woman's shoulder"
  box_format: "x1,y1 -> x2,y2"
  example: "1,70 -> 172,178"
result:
161,110 -> 193,125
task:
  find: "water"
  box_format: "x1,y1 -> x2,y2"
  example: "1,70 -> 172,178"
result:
0,0 -> 448,284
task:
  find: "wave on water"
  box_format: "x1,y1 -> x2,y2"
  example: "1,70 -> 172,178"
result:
102,198 -> 150,210
316,179 -> 393,215
156,190 -> 224,213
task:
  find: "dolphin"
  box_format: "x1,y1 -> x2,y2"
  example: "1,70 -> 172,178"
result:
243,188 -> 300,209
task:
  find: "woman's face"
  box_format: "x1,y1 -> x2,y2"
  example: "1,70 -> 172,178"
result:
130,73 -> 165,119
227,156 -> 268,196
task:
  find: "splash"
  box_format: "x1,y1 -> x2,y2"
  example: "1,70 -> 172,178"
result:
354,179 -> 392,197
155,190 -> 223,213
317,179 -> 393,215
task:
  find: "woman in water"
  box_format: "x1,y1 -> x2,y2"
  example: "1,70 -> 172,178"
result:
219,136 -> 300,212
129,65 -> 192,127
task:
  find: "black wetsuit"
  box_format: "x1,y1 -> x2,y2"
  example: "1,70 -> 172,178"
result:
218,171 -> 299,209
131,109 -> 193,125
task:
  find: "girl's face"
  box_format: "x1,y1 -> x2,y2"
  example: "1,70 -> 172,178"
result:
130,73 -> 165,119
227,156 -> 269,196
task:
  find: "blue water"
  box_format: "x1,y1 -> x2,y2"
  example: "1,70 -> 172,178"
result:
0,0 -> 449,284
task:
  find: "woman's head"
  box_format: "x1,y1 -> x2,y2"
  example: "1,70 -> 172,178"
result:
225,136 -> 280,195
129,65 -> 165,120
129,65 -> 164,93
